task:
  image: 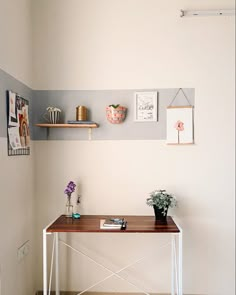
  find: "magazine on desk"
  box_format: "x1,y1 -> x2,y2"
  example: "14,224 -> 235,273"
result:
100,218 -> 124,229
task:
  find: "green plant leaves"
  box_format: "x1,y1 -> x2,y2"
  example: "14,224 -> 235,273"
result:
109,104 -> 120,108
146,189 -> 177,209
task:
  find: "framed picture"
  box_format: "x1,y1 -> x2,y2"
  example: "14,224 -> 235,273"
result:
134,91 -> 158,122
7,90 -> 30,156
166,106 -> 194,144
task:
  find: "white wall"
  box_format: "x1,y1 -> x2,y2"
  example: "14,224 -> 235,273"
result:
1,0 -> 233,294
32,0 -> 235,90
0,0 -> 33,88
0,1 -> 35,295
0,139 -> 35,295
32,1 -> 235,294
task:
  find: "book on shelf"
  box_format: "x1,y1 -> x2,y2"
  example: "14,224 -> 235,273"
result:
100,218 -> 124,229
67,120 -> 96,124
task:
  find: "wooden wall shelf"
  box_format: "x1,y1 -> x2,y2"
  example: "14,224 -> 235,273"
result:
35,123 -> 98,128
35,123 -> 99,140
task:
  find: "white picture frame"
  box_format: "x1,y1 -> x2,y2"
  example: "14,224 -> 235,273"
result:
166,106 -> 194,144
134,91 -> 158,122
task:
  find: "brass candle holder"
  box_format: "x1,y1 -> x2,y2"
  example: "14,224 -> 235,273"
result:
76,106 -> 87,121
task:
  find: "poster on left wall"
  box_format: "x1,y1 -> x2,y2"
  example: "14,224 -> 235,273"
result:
7,90 -> 30,156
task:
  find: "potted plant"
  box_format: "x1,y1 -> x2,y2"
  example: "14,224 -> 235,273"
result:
146,189 -> 177,221
106,104 -> 127,124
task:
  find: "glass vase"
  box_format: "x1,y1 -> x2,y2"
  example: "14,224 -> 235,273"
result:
65,197 -> 73,217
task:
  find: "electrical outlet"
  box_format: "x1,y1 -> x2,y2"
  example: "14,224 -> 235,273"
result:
17,240 -> 30,262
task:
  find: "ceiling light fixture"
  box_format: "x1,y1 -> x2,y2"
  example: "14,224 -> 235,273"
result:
180,9 -> 236,17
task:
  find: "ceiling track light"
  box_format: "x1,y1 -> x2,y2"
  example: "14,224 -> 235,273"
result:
180,9 -> 236,17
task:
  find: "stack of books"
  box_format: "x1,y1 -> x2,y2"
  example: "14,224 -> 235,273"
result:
100,218 -> 125,229
67,120 -> 96,124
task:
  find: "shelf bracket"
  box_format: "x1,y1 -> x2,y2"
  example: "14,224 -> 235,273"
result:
88,128 -> 92,140
46,128 -> 50,140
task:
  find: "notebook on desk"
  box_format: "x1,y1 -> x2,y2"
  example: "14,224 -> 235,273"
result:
100,218 -> 124,229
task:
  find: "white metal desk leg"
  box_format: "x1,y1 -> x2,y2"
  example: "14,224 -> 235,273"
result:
55,232 -> 60,295
43,229 -> 47,295
171,235 -> 176,295
178,231 -> 183,295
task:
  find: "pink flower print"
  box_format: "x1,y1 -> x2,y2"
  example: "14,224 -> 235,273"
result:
174,120 -> 184,143
174,120 -> 184,131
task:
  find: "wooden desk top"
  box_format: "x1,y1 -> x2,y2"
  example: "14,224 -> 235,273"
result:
46,215 -> 180,233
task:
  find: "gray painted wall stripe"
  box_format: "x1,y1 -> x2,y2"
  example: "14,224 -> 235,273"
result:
32,89 -> 194,140
0,68 -> 194,140
0,68 -> 33,138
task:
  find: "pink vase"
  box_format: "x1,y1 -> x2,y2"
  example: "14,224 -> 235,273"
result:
106,106 -> 127,124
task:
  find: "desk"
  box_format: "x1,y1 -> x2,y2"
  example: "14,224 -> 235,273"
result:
43,215 -> 182,295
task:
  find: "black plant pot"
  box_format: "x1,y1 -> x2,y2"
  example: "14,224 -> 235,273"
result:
153,205 -> 168,222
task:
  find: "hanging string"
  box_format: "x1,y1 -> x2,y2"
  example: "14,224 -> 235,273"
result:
168,88 -> 192,107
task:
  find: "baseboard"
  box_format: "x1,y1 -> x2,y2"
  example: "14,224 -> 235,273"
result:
35,293 -> 164,295
35,293 -> 167,295
36,291 -> 203,295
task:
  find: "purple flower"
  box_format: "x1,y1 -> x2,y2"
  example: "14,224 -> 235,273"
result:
64,181 -> 76,197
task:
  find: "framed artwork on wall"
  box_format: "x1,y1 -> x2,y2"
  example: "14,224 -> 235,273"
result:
7,90 -> 30,156
166,106 -> 194,144
134,91 -> 158,122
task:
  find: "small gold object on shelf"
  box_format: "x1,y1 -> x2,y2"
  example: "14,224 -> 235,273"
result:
76,106 -> 87,121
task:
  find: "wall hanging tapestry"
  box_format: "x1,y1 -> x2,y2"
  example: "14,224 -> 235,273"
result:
167,88 -> 194,145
